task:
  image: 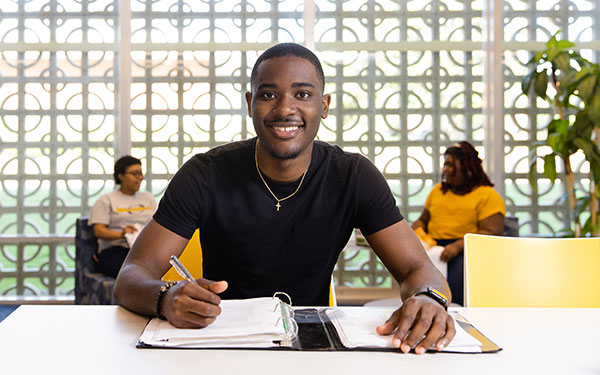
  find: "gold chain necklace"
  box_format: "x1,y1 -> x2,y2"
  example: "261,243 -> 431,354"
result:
254,141 -> 308,212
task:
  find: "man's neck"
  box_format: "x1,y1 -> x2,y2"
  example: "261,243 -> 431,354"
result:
256,143 -> 312,183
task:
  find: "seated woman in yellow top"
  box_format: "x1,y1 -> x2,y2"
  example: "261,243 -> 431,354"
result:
412,141 -> 505,305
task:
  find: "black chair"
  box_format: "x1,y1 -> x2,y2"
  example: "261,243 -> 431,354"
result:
503,216 -> 519,237
75,217 -> 117,304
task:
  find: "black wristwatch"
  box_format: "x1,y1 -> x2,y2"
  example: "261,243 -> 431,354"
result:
414,287 -> 448,311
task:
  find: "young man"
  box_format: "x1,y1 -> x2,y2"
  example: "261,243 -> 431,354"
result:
114,43 -> 455,354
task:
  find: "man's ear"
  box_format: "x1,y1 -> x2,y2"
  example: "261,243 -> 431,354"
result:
321,93 -> 331,119
245,91 -> 253,117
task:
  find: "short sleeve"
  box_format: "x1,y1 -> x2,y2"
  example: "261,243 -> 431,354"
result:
477,188 -> 505,221
354,156 -> 403,235
153,157 -> 206,239
424,184 -> 441,211
88,194 -> 110,225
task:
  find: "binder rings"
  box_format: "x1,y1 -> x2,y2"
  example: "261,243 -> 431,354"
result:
137,295 -> 501,353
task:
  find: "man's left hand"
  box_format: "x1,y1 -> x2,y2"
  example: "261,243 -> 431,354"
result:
375,295 -> 455,354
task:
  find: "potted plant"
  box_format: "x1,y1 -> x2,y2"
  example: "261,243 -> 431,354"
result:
521,32 -> 600,237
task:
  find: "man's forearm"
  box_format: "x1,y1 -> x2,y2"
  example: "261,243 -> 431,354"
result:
398,265 -> 451,303
114,264 -> 164,316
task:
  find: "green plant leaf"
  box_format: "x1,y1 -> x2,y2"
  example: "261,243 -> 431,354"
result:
572,110 -> 593,138
574,137 -> 600,184
587,91 -> 600,124
558,69 -> 577,98
546,119 -> 569,154
576,74 -> 598,102
581,218 -> 599,238
547,118 -> 569,135
591,161 -> 600,185
572,54 -> 592,71
521,71 -> 536,96
575,66 -> 592,80
527,51 -> 545,65
547,132 -> 562,152
543,154 -> 557,181
574,196 -> 589,219
554,52 -> 571,72
557,40 -> 575,49
574,137 -> 600,163
546,35 -> 560,61
546,32 -> 559,48
528,153 -> 540,192
534,70 -> 549,99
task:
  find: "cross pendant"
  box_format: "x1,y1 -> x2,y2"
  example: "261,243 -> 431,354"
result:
275,202 -> 281,211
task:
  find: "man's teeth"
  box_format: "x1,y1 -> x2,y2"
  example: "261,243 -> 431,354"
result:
273,126 -> 299,132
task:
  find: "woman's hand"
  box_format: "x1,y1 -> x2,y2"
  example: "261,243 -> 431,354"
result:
440,241 -> 462,262
439,213 -> 504,263
121,225 -> 137,237
94,223 -> 136,241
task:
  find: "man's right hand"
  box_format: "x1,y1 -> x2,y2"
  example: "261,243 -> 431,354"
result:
162,279 -> 228,328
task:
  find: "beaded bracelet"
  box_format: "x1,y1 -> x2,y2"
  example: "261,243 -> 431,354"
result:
155,281 -> 178,321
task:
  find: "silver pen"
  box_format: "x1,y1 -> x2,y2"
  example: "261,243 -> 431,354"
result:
169,255 -> 199,285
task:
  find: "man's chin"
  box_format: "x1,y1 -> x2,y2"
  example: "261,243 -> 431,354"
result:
267,147 -> 302,160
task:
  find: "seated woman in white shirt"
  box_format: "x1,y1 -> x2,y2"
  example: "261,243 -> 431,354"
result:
88,156 -> 157,277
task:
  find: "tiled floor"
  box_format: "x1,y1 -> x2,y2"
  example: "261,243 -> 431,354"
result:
0,305 -> 19,323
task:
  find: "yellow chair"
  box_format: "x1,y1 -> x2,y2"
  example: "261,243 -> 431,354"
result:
464,234 -> 600,308
163,230 -> 203,280
329,276 -> 337,307
163,230 -> 337,307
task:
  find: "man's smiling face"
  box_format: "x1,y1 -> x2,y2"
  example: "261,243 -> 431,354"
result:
246,55 -> 330,161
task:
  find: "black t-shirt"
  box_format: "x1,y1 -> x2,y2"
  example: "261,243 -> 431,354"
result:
154,138 -> 403,306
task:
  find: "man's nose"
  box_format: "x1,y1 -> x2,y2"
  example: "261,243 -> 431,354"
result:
273,95 -> 296,117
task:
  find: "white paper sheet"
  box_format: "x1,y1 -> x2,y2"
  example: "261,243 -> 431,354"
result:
326,307 -> 483,353
138,297 -> 289,348
123,223 -> 144,248
425,245 -> 448,278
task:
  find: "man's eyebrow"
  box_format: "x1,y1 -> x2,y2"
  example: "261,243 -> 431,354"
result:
292,82 -> 316,88
256,83 -> 277,91
256,82 -> 316,91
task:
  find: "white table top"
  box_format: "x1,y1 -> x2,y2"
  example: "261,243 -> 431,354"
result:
1,305 -> 598,375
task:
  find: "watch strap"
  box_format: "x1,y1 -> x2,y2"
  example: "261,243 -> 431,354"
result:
414,287 -> 448,310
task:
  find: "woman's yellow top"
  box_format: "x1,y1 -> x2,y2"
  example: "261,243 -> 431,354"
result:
425,184 -> 505,240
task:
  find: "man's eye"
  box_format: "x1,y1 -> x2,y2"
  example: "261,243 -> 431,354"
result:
260,92 -> 276,99
297,91 -> 311,99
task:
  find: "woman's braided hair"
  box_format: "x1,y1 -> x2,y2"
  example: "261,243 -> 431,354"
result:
441,141 -> 493,193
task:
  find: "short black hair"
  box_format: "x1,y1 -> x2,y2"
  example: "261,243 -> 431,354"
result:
113,155 -> 141,185
250,43 -> 325,91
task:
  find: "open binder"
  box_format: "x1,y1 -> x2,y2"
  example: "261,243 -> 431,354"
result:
137,295 -> 501,353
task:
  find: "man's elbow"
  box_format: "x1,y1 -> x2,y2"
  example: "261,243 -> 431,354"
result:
112,268 -> 129,305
